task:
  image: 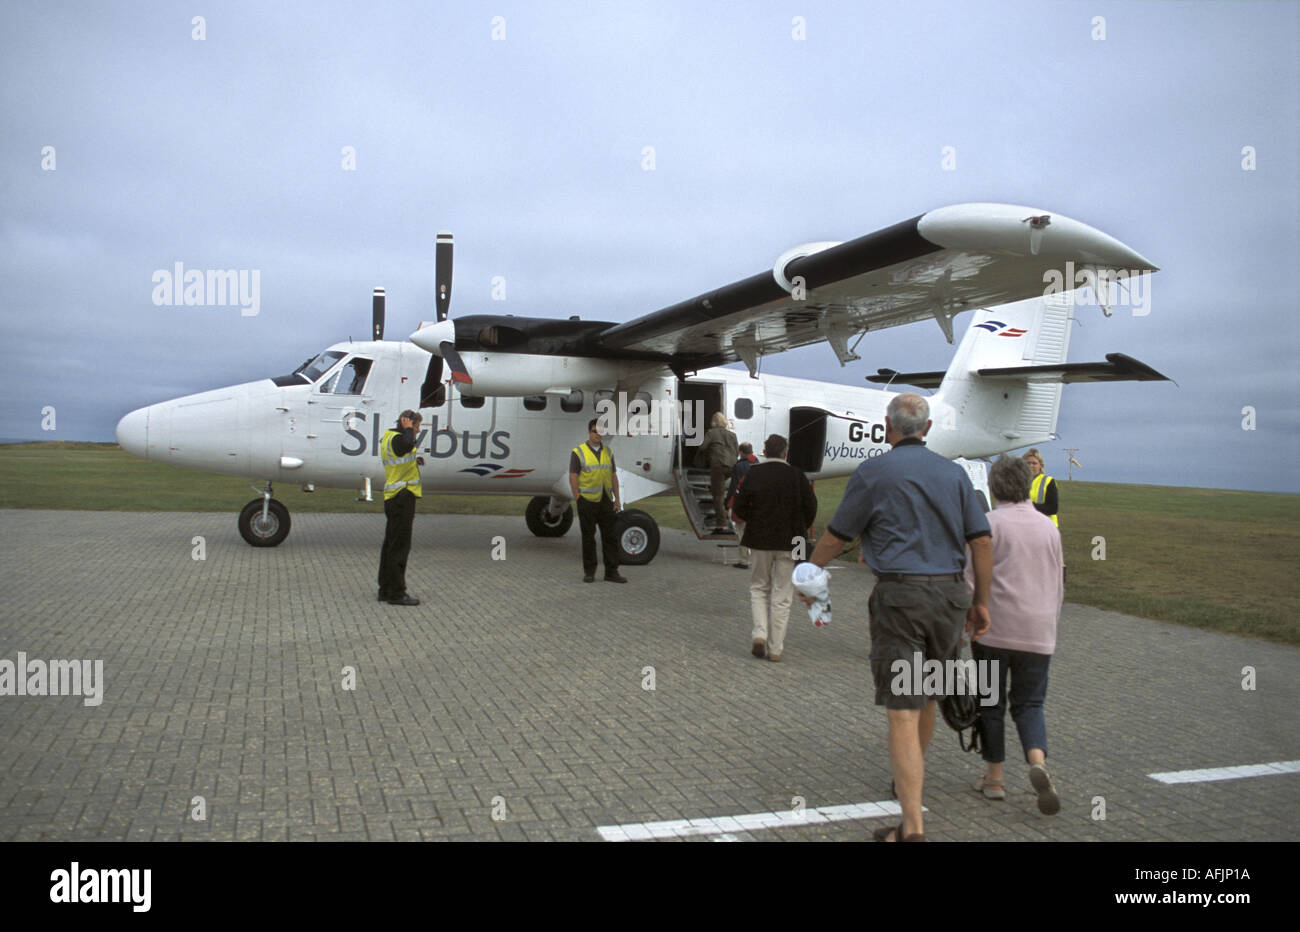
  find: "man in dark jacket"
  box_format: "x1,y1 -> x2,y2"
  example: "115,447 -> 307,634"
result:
733,434 -> 817,661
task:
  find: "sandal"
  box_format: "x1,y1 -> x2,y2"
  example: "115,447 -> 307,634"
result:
1029,763 -> 1060,815
973,775 -> 1006,800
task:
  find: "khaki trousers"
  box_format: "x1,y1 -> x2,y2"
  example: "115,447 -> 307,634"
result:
733,520 -> 750,564
750,550 -> 795,656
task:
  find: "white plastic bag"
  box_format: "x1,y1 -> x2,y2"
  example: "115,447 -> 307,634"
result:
791,562 -> 832,628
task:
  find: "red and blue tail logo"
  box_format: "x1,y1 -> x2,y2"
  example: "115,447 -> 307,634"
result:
975,320 -> 1028,338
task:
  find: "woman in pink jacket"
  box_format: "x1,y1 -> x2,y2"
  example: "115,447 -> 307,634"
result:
964,455 -> 1065,815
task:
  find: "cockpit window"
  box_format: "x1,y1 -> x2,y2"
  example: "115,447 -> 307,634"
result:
271,350 -> 345,388
321,357 -> 372,395
295,351 -> 345,384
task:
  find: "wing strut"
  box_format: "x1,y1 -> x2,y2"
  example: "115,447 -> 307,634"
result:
931,268 -> 958,344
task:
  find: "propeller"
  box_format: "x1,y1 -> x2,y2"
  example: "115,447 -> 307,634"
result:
435,231 -> 453,322
411,232 -> 473,388
372,287 -> 385,341
439,341 -> 472,385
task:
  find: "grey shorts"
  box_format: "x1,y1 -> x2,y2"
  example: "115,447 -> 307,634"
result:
868,578 -> 971,709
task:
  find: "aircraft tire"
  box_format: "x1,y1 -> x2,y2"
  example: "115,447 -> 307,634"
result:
525,496 -> 573,537
614,509 -> 659,565
238,498 -> 291,547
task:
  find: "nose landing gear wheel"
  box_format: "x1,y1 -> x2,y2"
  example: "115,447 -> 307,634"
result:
238,498 -> 291,547
525,496 -> 573,537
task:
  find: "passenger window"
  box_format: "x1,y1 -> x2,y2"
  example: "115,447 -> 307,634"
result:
523,395 -> 547,412
593,390 -> 614,410
460,395 -> 485,409
560,389 -> 584,413
734,397 -> 754,420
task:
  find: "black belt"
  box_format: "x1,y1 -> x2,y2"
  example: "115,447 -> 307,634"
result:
875,573 -> 963,584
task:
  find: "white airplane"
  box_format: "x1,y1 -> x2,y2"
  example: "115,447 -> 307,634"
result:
114,203 -> 1167,563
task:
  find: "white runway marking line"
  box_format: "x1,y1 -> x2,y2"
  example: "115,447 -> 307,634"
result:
596,799 -> 917,841
1147,759 -> 1300,785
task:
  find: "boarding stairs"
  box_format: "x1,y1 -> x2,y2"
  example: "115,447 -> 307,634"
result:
674,467 -> 738,541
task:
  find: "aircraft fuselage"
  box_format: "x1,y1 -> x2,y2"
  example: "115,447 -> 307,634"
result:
114,339 -> 913,502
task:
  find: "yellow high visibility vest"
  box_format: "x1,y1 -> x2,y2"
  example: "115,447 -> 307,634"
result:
572,442 -> 613,502
381,429 -> 422,499
1031,473 -> 1057,526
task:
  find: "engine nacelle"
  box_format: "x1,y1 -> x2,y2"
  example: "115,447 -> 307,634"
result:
772,240 -> 843,293
457,353 -> 627,397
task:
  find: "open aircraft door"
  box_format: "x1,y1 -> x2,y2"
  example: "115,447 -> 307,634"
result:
788,406 -> 889,478
787,407 -> 828,474
675,378 -> 723,469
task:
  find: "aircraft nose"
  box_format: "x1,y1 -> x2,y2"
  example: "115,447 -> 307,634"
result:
115,407 -> 149,460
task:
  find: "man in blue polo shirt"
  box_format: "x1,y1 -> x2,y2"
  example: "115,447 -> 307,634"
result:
803,393 -> 992,842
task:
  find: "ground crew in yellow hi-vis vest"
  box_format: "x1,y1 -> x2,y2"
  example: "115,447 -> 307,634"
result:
1024,448 -> 1059,527
568,418 -> 627,584
377,410 -> 424,606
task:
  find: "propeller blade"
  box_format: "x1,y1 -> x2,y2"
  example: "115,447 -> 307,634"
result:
440,342 -> 472,385
435,231 -> 453,322
372,287 -> 385,341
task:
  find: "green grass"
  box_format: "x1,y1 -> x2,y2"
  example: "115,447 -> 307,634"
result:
0,442 -> 534,516
1054,480 -> 1300,645
4,443 -> 1299,644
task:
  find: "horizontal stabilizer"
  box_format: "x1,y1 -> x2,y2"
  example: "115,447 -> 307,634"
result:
868,353 -> 1168,389
866,368 -> 945,388
976,353 -> 1169,383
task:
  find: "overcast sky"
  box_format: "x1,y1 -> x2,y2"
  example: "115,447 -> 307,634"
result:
3,1 -> 1296,492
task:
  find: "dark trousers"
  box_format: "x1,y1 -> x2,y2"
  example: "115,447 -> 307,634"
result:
867,578 -> 969,709
378,489 -> 417,596
971,641 -> 1051,764
577,494 -> 619,576
710,463 -> 732,524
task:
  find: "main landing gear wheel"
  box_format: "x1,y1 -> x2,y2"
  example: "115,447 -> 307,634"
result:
614,509 -> 659,565
238,498 -> 291,547
525,496 -> 573,537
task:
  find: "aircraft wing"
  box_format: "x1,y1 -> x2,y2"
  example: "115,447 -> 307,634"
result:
596,203 -> 1157,371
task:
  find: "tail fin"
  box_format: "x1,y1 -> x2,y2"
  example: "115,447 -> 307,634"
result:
928,295 -> 1074,457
